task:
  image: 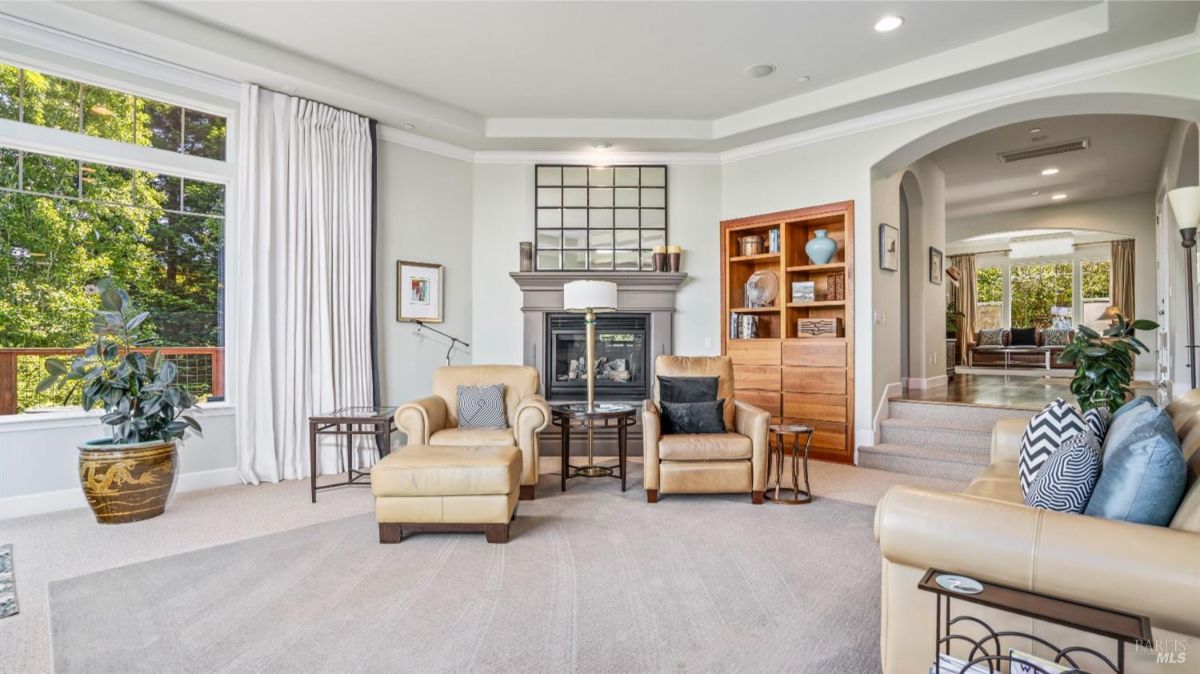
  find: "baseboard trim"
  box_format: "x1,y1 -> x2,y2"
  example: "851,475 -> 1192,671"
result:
0,466 -> 241,520
871,381 -> 903,444
903,375 -> 948,390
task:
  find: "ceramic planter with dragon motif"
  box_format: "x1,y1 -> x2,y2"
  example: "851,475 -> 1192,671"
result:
78,438 -> 177,524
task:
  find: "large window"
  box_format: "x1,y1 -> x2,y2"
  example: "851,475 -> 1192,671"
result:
1081,258 -> 1113,332
0,64 -> 226,159
1010,261 -> 1073,329
975,266 -> 1003,330
535,164 -> 667,271
0,60 -> 228,415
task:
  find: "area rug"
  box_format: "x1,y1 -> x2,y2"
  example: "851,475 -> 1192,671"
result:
0,544 -> 16,618
48,476 -> 881,673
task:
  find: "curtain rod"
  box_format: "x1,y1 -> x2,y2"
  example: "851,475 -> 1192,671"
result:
949,239 -> 1124,258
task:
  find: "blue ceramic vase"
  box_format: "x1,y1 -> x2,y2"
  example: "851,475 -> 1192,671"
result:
805,229 -> 837,265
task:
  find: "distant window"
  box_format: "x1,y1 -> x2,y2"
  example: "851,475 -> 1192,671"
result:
975,266 -> 1003,330
1081,258 -> 1113,332
0,63 -> 226,160
1010,261 -> 1073,329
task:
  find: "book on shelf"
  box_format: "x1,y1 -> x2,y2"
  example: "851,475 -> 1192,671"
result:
768,228 -> 780,253
729,313 -> 759,339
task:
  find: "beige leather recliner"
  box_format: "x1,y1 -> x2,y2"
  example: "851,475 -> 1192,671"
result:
643,355 -> 770,503
394,365 -> 550,500
874,395 -> 1200,673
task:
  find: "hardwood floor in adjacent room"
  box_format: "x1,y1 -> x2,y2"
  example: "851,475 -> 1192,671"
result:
899,373 -> 1162,410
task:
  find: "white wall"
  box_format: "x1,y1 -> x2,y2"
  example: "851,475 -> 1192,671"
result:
947,193 -> 1159,372
1158,121 -> 1200,395
376,140 -> 474,420
469,162 -> 723,367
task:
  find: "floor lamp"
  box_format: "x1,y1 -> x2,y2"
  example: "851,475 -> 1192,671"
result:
563,280 -> 618,476
1168,186 -> 1200,389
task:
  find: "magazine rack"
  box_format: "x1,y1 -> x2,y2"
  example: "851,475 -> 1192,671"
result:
918,568 -> 1152,673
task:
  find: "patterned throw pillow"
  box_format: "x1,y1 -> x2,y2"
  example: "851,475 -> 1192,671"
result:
1042,328 -> 1072,347
1024,431 -> 1102,513
978,329 -> 1004,346
1019,398 -> 1086,495
1083,407 -> 1110,441
456,384 -> 508,429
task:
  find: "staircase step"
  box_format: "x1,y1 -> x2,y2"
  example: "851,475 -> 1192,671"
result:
879,418 -> 992,452
858,443 -> 986,483
888,399 -> 1036,427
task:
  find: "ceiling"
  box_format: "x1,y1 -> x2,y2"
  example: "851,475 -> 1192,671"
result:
930,114 -> 1176,219
2,1 -> 1199,152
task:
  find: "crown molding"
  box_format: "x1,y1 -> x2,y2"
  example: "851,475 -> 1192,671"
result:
473,150 -> 720,166
376,125 -> 476,163
719,32 -> 1200,165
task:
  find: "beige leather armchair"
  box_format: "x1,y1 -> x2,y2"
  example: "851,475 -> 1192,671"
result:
643,355 -> 770,503
394,365 -> 550,500
874,406 -> 1200,673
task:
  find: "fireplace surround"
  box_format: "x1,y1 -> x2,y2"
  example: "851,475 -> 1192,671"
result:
546,312 -> 651,402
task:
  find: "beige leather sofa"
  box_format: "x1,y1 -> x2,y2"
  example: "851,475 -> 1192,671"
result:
643,355 -> 770,503
874,393 -> 1200,673
394,365 -> 550,500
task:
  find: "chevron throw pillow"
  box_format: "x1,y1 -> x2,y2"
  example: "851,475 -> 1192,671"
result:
1024,431 -> 1102,513
1019,398 -> 1085,495
456,384 -> 508,429
1082,407 -> 1110,441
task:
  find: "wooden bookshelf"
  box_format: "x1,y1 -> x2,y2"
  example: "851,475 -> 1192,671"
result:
720,201 -> 855,463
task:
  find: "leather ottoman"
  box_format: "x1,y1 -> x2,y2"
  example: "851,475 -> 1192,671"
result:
371,444 -> 521,544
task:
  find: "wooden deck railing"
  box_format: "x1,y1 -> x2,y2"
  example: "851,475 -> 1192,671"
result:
0,346 -> 224,415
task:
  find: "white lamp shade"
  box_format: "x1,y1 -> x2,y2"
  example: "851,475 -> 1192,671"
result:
563,280 -> 618,312
1169,186 -> 1200,230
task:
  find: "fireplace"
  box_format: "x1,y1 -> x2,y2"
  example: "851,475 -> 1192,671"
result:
545,313 -> 651,402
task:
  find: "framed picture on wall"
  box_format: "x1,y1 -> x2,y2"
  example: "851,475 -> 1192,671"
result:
397,260 -> 444,323
929,247 -> 944,285
879,223 -> 899,271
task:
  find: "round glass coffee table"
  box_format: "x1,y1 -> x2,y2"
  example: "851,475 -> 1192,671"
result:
550,403 -> 636,492
766,423 -> 814,505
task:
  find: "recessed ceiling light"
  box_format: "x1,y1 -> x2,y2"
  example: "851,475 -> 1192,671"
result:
591,142 -> 613,152
281,84 -> 298,94
1051,193 -> 1067,200
402,123 -> 415,131
1031,191 -> 1040,196
797,75 -> 811,84
1041,167 -> 1059,176
874,15 -> 904,32
1029,127 -> 1042,134
743,63 -> 776,78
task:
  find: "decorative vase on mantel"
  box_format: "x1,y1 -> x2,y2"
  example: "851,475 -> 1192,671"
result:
805,229 -> 837,265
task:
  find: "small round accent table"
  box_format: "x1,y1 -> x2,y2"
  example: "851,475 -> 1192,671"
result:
766,423 -> 814,505
551,403 -> 636,492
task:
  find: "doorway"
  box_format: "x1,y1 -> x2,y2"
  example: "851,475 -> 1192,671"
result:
899,185 -> 911,382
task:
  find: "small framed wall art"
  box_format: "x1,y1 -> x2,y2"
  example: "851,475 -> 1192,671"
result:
397,260 -> 444,323
929,247 -> 944,285
879,223 -> 899,271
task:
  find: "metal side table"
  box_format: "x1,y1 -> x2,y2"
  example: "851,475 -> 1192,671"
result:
766,423 -> 814,505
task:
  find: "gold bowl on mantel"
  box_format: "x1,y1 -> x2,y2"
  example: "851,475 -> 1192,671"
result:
78,438 -> 177,524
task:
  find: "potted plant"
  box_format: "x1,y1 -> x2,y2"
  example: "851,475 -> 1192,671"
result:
37,282 -> 202,524
946,301 -> 966,338
1058,314 -> 1158,413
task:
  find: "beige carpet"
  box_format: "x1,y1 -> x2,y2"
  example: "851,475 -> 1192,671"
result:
2,457 -> 965,673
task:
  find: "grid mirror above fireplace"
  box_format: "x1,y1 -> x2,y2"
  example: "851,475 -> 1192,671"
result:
545,312 -> 651,402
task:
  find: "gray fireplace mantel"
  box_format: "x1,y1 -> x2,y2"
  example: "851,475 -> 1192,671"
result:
509,271 -> 688,398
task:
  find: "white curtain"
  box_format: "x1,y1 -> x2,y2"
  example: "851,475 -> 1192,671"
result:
234,84 -> 375,484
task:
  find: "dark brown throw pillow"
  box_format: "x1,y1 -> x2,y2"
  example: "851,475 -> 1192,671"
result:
658,376 -> 719,403
1010,327 -> 1037,346
661,399 -> 726,434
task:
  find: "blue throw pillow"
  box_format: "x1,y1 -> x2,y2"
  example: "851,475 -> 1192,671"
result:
1111,395 -> 1156,421
1101,398 -> 1158,464
1084,407 -> 1186,526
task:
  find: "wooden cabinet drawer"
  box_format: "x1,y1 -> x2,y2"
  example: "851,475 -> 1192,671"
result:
782,366 -> 845,395
735,389 -> 781,416
779,419 -> 847,453
728,340 -> 781,366
734,365 -> 781,390
783,393 -> 846,423
782,339 -> 846,367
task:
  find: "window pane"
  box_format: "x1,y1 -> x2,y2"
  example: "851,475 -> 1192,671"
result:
641,251 -> 658,271
641,166 -> 666,186
614,250 -> 639,270
1082,258 -> 1113,332
0,65 -> 19,121
589,208 -> 612,228
589,230 -> 613,249
182,179 -> 225,216
23,152 -> 78,196
537,166 -> 562,186
537,188 -> 561,207
537,230 -> 561,249
82,85 -> 135,143
975,266 -> 1003,330
589,250 -> 613,270
562,187 -> 587,207
641,209 -> 665,228
589,188 -> 613,208
139,99 -> 182,152
614,209 -> 638,227
537,208 -> 561,228
641,188 -> 665,208
642,229 -> 666,249
0,148 -> 17,189
138,172 -> 182,211
614,167 -> 639,186
562,209 -> 587,228
614,188 -> 638,207
614,229 -> 639,248
588,167 -> 612,186
22,70 -> 80,132
537,250 -> 561,270
182,109 -> 227,160
81,163 -> 133,204
562,229 -> 587,249
563,167 -> 587,186
563,251 -> 587,270
1010,262 -> 1073,329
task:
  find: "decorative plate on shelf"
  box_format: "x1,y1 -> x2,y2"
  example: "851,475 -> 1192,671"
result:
745,270 -> 779,307
935,574 -> 983,595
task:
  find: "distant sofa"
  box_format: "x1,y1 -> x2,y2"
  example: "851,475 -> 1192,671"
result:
966,328 -> 1074,369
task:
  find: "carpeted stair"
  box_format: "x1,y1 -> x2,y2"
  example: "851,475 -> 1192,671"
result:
859,400 -> 1034,482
